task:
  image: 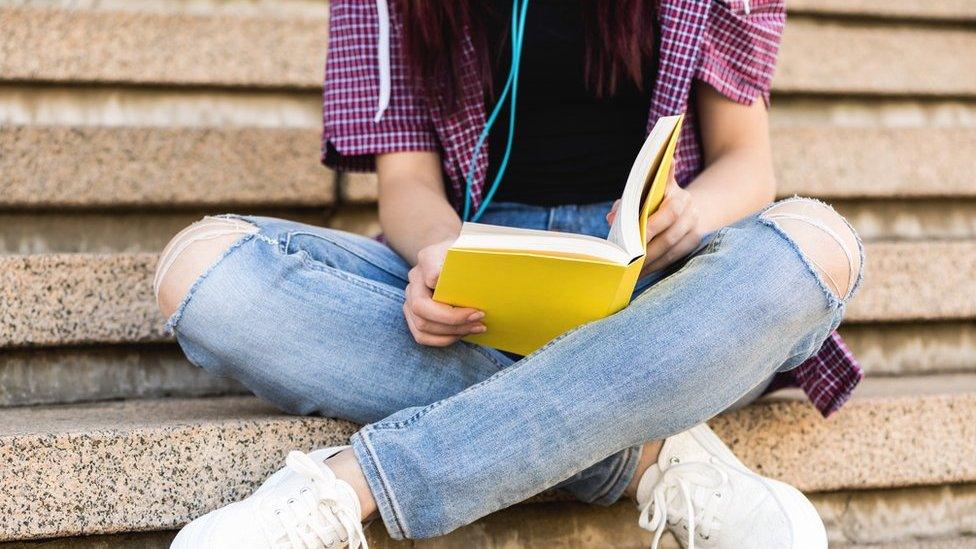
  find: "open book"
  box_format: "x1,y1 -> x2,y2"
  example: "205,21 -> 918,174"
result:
433,114 -> 684,355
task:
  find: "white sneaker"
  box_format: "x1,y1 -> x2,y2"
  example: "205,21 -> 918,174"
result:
635,424 -> 827,549
171,446 -> 368,549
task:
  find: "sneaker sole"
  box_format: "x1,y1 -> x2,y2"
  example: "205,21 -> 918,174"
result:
765,478 -> 829,549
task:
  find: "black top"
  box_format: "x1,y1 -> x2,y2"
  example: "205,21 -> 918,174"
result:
485,0 -> 653,206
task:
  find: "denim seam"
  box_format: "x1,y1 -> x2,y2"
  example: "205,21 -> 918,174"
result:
351,431 -> 410,540
163,232 -> 269,332
368,325 -> 583,431
284,230 -> 410,284
294,250 -> 406,305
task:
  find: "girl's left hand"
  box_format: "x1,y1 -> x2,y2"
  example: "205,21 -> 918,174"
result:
606,176 -> 704,275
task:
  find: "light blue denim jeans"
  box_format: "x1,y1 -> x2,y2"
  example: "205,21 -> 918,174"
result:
168,200 -> 858,540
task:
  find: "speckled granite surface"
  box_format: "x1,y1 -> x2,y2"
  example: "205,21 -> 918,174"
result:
1,379 -> 974,541
845,242 -> 976,322
0,253 -> 163,347
0,126 -> 334,208
3,7 -> 975,95
776,19 -> 976,96
2,243 -> 974,348
789,0 -> 976,20
772,127 -> 976,198
0,397 -> 358,541
712,381 -> 976,492
4,125 -> 970,210
0,7 -> 327,88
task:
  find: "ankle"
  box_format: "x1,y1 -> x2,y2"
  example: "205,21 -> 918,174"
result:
625,440 -> 664,500
324,449 -> 379,521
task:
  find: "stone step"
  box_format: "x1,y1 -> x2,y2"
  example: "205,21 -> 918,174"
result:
2,7 -> 974,96
0,6 -> 329,90
0,126 -> 334,209
771,127 -> 976,199
0,210 -> 332,255
2,241 -> 973,348
775,18 -> 976,97
0,375 -> 973,541
840,322 -> 976,377
4,488 -> 976,548
2,321 -> 974,408
830,200 -> 976,243
789,0 -> 976,22
3,125 -> 972,211
0,345 -> 246,408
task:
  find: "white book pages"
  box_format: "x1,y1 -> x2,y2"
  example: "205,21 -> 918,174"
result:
453,115 -> 682,265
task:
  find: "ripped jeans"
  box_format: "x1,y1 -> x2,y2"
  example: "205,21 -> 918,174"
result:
160,199 -> 862,540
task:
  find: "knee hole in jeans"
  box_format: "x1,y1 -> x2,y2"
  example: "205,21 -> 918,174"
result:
154,216 -> 259,319
761,198 -> 863,300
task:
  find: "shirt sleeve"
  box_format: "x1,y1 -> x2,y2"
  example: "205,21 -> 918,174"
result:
696,0 -> 786,106
321,0 -> 439,172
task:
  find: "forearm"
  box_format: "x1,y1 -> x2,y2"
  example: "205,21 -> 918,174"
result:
689,82 -> 778,233
375,151 -> 461,265
380,180 -> 461,265
685,147 -> 776,233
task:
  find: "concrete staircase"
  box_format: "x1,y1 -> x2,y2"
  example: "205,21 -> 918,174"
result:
1,1 -> 975,547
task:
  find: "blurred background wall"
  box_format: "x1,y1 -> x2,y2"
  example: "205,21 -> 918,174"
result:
0,1 -> 974,547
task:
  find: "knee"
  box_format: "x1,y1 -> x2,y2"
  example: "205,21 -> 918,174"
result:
761,198 -> 863,300
154,216 -> 259,319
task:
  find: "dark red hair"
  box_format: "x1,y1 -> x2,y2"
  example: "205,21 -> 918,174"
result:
396,1 -> 657,110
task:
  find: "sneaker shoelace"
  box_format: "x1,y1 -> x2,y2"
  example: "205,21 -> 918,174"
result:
638,459 -> 728,549
268,451 -> 369,549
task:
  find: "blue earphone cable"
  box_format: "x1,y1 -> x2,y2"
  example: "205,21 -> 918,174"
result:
462,0 -> 529,222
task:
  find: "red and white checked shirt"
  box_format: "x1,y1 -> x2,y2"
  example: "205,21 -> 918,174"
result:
321,0 -> 862,416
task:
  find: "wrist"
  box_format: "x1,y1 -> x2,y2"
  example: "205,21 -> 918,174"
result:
423,226 -> 460,248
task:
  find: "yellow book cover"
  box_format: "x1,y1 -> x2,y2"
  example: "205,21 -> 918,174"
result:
433,114 -> 684,355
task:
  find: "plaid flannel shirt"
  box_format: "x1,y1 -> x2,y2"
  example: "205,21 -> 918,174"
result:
321,0 -> 862,416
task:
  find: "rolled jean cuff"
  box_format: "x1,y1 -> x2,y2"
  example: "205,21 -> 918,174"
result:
350,429 -> 409,540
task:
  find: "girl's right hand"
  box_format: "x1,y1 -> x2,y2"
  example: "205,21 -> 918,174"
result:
403,238 -> 486,346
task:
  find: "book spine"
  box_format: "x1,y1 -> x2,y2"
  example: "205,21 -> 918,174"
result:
606,259 -> 644,316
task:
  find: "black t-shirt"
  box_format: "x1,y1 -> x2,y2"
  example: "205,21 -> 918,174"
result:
485,0 -> 653,206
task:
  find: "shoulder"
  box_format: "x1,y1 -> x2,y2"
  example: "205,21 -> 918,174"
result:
698,0 -> 787,104
328,0 -> 380,42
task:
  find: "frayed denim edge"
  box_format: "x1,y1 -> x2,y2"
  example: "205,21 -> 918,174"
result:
757,196 -> 865,310
755,216 -> 843,311
162,231 -> 277,333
